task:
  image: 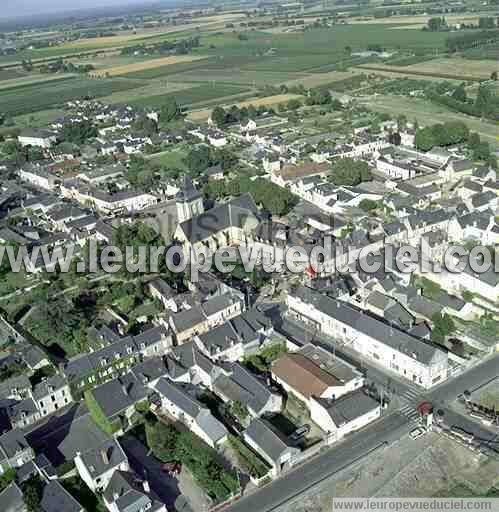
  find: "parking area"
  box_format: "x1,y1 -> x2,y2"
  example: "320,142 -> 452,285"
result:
265,393 -> 324,449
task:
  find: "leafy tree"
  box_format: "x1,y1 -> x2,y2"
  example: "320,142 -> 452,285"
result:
0,468 -> 15,493
427,17 -> 446,31
329,158 -> 371,186
160,97 -> 180,124
132,115 -> 158,137
492,71 -> 498,81
478,17 -> 496,29
359,199 -> 379,212
230,400 -> 249,421
22,475 -> 44,512
480,313 -> 498,339
146,420 -> 180,461
184,145 -> 212,175
474,84 -> 496,118
451,83 -> 467,103
286,98 -> 302,110
212,147 -> 237,171
415,121 -> 469,151
211,106 -> 226,127
431,312 -> 455,344
61,120 -> 97,145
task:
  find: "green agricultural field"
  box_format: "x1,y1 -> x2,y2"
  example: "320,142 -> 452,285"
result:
125,84 -> 250,109
0,77 -> 145,116
0,69 -> 27,81
147,146 -> 189,170
166,69 -> 304,87
362,94 -> 499,148
201,25 -> 449,58
191,26 -> 450,75
121,57 -> 219,79
0,73 -> 78,91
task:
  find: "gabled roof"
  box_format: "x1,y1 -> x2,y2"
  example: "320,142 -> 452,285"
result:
178,193 -> 259,244
214,363 -> 272,415
290,286 -> 445,365
0,483 -> 25,512
103,470 -> 159,512
91,373 -> 148,419
316,388 -> 379,427
244,418 -> 294,464
154,378 -> 201,418
272,353 -> 340,399
41,481 -> 84,512
79,438 -> 127,479
0,428 -> 31,460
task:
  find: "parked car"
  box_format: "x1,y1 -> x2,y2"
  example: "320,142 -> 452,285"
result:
291,424 -> 310,441
409,426 -> 426,440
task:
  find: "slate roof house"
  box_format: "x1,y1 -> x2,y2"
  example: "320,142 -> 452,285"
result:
243,418 -> 300,477
287,286 -> 448,389
213,362 -> 283,420
75,438 -> 129,492
41,481 -> 84,512
103,470 -> 166,512
0,428 -> 34,475
153,377 -> 228,448
309,388 -> 381,442
272,344 -> 364,406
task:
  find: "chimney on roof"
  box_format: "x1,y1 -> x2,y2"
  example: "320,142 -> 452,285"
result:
101,448 -> 110,465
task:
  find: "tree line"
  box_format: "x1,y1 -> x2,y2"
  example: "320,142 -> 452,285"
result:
446,29 -> 499,52
121,35 -> 200,56
415,120 -> 497,168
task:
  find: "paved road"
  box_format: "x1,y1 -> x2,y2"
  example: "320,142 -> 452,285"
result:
225,328 -> 499,512
426,354 -> 499,404
277,316 -> 419,397
226,411 -> 411,512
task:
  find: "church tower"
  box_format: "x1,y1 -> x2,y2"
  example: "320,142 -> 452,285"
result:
176,176 -> 204,223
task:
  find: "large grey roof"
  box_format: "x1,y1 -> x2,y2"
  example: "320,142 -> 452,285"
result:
298,344 -> 361,384
0,483 -> 25,512
178,193 -> 259,244
407,209 -> 451,231
170,305 -> 206,333
41,481 -> 83,512
195,409 -> 228,443
154,378 -> 201,418
0,428 -> 31,459
291,286 -> 446,365
244,418 -> 292,464
103,470 -> 162,512
91,374 -> 148,419
32,375 -> 68,401
214,363 -> 272,415
129,357 -> 168,384
46,407 -> 110,463
79,438 -> 127,478
201,293 -> 237,317
318,388 -> 379,427
197,320 -> 249,356
169,341 -> 217,378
